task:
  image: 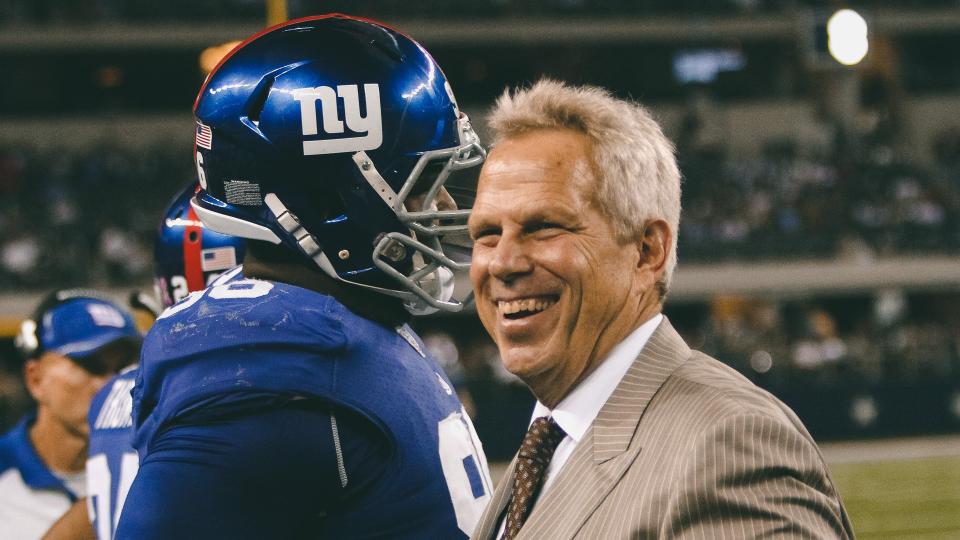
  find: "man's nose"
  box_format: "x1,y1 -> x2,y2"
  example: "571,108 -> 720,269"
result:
488,232 -> 533,282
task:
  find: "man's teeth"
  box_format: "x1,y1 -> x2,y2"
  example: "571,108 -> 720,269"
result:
498,298 -> 556,315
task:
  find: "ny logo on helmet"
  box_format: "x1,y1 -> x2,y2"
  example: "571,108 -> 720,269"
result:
293,84 -> 383,156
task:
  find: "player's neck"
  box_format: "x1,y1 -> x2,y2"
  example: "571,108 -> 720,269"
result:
29,409 -> 87,473
243,255 -> 410,328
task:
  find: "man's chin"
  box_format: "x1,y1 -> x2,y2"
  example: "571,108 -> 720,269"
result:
500,348 -> 555,381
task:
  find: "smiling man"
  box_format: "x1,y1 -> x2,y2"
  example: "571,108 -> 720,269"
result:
468,80 -> 854,540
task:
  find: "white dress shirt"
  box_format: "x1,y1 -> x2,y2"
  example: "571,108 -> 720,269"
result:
497,314 -> 663,536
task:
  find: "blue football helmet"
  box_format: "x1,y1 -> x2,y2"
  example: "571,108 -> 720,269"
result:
155,182 -> 247,308
190,14 -> 484,314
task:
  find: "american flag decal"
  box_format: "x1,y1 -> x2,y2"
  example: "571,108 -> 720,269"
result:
201,247 -> 236,272
196,122 -> 213,150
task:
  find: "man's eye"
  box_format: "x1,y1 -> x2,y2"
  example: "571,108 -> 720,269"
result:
471,228 -> 500,240
530,222 -> 563,233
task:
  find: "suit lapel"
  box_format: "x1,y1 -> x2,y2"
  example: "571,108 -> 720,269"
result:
517,317 -> 692,539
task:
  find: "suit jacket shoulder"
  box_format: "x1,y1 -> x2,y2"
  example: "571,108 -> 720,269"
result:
659,349 -> 812,437
640,349 -> 853,538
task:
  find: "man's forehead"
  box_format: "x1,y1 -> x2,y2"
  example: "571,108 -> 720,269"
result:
476,156 -> 594,204
479,150 -> 593,189
480,153 -> 564,176
471,179 -> 592,227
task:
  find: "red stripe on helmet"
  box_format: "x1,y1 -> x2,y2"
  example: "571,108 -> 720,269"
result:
183,205 -> 205,292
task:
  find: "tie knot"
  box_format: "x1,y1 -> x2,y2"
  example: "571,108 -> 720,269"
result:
518,416 -> 566,461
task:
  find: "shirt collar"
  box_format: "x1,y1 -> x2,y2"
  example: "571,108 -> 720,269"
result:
4,413 -> 77,497
531,314 -> 663,443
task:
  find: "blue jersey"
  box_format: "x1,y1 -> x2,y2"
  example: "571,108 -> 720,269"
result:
86,365 -> 138,540
127,266 -> 492,538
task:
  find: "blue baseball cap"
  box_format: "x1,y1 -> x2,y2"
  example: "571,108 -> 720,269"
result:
16,293 -> 142,370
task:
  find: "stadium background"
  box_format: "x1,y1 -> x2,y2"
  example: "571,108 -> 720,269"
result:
0,0 -> 958,536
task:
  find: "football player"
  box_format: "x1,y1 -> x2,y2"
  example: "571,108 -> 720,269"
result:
116,15 -> 491,539
42,182 -> 247,540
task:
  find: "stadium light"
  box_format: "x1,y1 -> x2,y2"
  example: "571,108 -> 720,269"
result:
850,395 -> 878,427
749,350 -> 773,374
199,41 -> 242,74
827,9 -> 869,66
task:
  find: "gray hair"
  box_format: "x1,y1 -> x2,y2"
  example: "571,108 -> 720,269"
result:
486,79 -> 682,296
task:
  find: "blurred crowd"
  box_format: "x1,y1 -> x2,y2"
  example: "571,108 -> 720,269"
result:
0,143 -> 190,289
2,121 -> 959,289
678,103 -> 960,261
2,0 -> 959,23
678,292 -> 960,440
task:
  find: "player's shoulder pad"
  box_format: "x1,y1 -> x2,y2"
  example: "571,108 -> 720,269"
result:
144,266 -> 348,361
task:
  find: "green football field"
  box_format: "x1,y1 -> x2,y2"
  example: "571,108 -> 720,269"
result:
831,455 -> 960,539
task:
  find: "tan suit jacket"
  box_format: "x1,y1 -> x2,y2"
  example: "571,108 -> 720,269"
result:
472,317 -> 854,539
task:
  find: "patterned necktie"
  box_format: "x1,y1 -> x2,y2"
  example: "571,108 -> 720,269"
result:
500,416 -> 566,540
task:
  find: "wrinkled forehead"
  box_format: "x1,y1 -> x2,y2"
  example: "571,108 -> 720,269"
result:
475,142 -> 598,211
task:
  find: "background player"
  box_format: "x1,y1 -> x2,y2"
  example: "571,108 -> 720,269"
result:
41,182 -> 247,540
1,291 -> 140,539
151,183 -> 248,308
116,15 -> 492,539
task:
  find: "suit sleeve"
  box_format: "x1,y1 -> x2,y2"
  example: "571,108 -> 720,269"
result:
661,413 -> 853,539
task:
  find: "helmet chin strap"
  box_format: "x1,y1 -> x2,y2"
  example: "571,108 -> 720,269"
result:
263,192 -> 340,280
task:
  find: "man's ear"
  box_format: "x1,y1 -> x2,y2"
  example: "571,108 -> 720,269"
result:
23,358 -> 44,402
639,219 -> 671,276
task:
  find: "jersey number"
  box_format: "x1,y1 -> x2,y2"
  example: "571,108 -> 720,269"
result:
158,267 -> 272,320
438,410 -> 492,536
87,452 -> 139,540
167,273 -> 229,304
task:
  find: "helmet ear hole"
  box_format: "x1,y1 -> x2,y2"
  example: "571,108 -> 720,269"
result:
187,231 -> 200,243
